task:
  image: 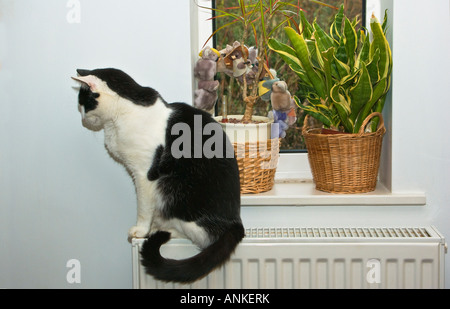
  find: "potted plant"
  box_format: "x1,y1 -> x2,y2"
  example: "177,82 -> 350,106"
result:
194,0 -> 300,194
268,6 -> 392,193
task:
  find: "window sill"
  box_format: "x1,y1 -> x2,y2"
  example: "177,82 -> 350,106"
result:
241,180 -> 426,206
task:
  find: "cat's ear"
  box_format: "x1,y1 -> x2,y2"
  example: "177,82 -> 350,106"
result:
71,75 -> 98,91
71,70 -> 99,91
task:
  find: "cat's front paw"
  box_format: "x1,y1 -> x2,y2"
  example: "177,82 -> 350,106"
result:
128,226 -> 150,242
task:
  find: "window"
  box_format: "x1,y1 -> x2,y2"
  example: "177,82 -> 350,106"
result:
212,0 -> 365,152
193,0 -> 426,206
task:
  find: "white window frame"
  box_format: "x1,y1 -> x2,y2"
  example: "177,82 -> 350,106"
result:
190,0 -> 426,206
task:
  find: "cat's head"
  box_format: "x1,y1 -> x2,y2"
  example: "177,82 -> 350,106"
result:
72,68 -> 122,131
72,68 -> 161,131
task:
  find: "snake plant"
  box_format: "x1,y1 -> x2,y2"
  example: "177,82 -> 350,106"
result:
268,5 -> 392,133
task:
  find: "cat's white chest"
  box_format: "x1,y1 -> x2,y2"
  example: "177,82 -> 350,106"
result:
104,127 -> 121,159
103,98 -> 171,176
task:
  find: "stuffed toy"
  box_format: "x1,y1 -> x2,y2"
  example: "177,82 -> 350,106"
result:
270,81 -> 297,138
258,69 -> 279,101
270,81 -> 294,112
271,110 -> 290,138
230,47 -> 249,78
194,80 -> 219,111
194,47 -> 220,111
194,47 -> 219,81
218,42 -> 258,83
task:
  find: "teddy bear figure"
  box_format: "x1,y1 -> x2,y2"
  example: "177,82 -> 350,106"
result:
194,47 -> 219,81
194,80 -> 220,111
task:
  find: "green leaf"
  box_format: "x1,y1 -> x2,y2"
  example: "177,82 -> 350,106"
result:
268,38 -> 312,86
339,69 -> 361,88
356,31 -> 370,68
334,35 -> 348,64
258,0 -> 268,45
299,10 -> 313,39
366,48 -> 380,83
333,54 -> 350,79
268,38 -> 301,67
371,76 -> 391,131
308,0 -> 339,10
330,5 -> 344,42
238,0 -> 247,24
354,77 -> 388,132
330,85 -> 353,132
294,96 -> 332,128
343,17 -> 357,69
370,14 -> 392,80
321,47 -> 335,94
382,10 -> 389,34
313,21 -> 334,53
349,63 -> 373,127
285,26 -> 326,98
371,93 -> 388,132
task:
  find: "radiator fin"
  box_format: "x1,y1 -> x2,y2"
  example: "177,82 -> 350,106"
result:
244,227 -> 432,239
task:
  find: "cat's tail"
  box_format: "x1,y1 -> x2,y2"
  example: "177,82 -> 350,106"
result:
140,223 -> 245,284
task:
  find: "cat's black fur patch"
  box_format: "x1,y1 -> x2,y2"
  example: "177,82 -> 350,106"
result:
141,102 -> 244,283
77,68 -> 160,106
147,145 -> 164,181
141,223 -> 245,283
155,103 -> 242,236
78,86 -> 99,113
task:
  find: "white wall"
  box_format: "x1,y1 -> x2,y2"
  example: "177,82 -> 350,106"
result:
1,0 -> 449,288
0,0 -> 193,288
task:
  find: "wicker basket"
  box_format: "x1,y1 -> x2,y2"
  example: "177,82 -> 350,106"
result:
234,138 -> 280,194
302,112 -> 386,194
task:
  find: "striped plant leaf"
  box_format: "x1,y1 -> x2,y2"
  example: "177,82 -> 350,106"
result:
294,96 -> 332,128
330,5 -> 344,42
321,47 -> 335,94
299,10 -> 313,39
285,26 -> 326,98
313,21 -> 334,53
354,77 -> 388,132
349,63 -> 373,128
356,31 -> 370,68
343,17 -> 357,69
366,48 -> 380,83
370,14 -> 392,80
330,85 -> 353,132
333,54 -> 350,79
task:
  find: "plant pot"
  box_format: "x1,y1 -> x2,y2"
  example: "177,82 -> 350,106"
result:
214,115 -> 274,143
214,115 -> 280,194
302,112 -> 386,194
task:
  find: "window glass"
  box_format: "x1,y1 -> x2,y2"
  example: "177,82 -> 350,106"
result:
213,0 -> 365,151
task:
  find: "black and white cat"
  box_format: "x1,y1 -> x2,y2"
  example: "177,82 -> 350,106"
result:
72,68 -> 244,283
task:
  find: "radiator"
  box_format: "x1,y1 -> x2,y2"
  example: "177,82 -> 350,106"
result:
131,226 -> 446,289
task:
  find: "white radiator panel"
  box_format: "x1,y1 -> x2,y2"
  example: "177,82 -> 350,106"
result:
132,227 -> 446,289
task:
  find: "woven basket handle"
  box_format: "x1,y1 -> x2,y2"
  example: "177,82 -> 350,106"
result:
301,114 -> 310,134
358,112 -> 385,136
